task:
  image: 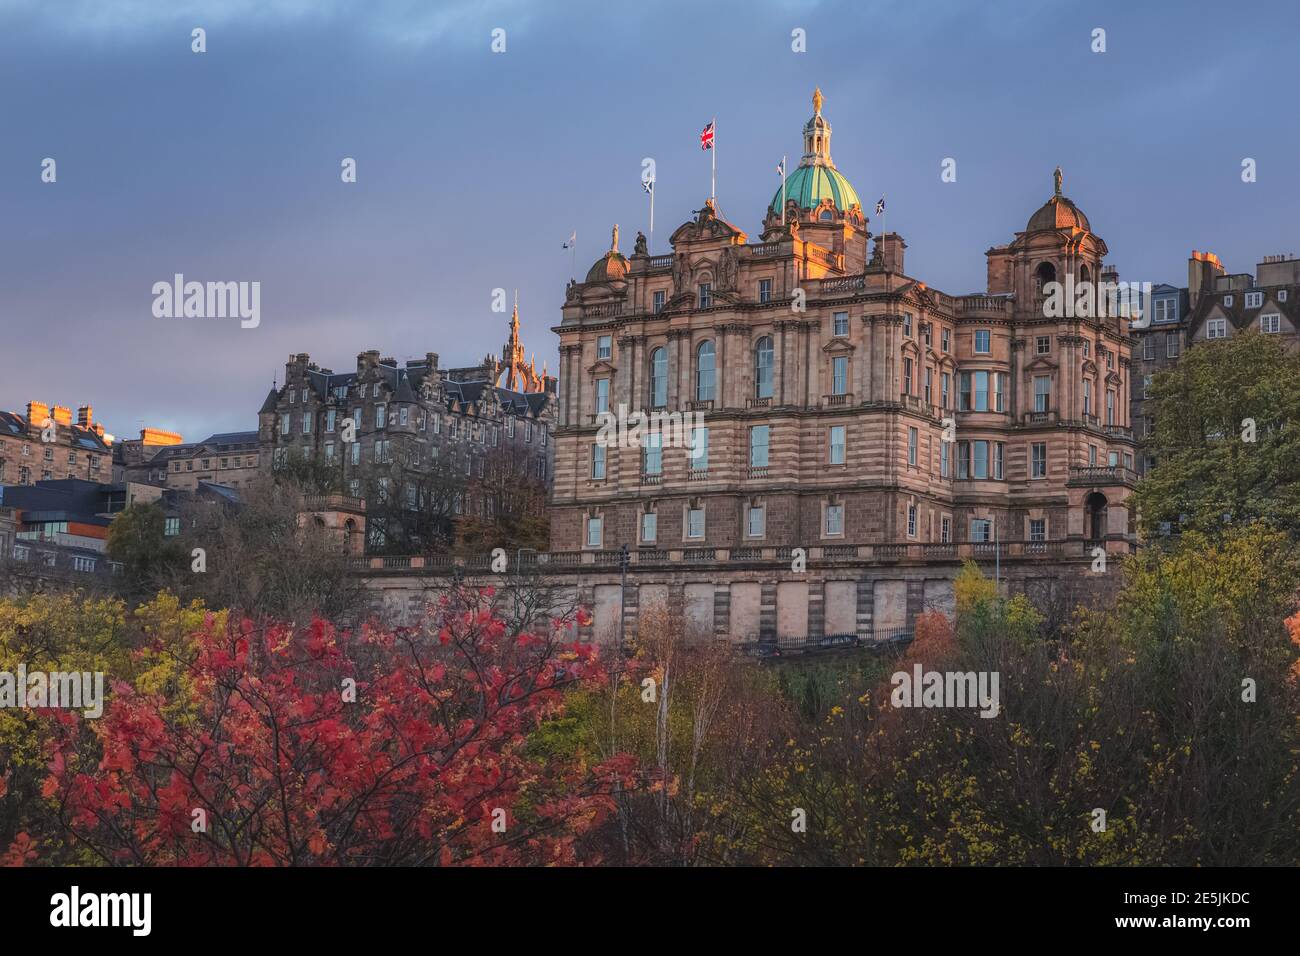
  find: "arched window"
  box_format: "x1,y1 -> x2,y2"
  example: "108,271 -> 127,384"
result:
650,347 -> 668,408
1034,261 -> 1057,294
696,340 -> 715,401
819,209 -> 834,221
755,336 -> 774,399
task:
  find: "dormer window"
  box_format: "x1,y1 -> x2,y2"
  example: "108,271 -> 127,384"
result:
1245,291 -> 1263,309
1224,295 -> 1234,307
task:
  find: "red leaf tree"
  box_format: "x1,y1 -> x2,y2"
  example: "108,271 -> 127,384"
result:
34,588 -> 633,866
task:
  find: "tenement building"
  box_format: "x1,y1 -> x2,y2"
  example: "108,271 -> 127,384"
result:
259,305 -> 556,551
0,402 -> 112,486
527,89 -> 1140,642
1129,250 -> 1300,474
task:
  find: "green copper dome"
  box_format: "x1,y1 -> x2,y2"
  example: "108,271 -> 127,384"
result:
770,163 -> 861,215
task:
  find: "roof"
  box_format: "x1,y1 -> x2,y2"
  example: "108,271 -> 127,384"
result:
769,163 -> 861,214
0,410 -> 111,451
586,251 -> 630,285
1026,194 -> 1091,234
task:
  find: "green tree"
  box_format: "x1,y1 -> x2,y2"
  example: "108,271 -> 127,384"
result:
1133,332 -> 1300,536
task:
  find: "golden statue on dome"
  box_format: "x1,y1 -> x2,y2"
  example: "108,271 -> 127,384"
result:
812,87 -> 824,115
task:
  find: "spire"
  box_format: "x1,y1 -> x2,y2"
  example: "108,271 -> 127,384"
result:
801,86 -> 834,168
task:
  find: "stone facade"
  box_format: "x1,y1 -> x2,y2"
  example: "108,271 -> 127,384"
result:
259,306 -> 556,550
551,91 -> 1139,565
0,403 -> 111,487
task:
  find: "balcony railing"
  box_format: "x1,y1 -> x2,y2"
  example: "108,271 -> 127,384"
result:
746,466 -> 770,479
824,392 -> 853,407
687,468 -> 710,481
747,397 -> 772,409
640,472 -> 663,486
349,538 -> 1134,576
1068,465 -> 1137,486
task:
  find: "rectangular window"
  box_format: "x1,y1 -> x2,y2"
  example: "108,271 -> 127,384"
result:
164,517 -> 180,537
1154,298 -> 1177,323
1106,389 -> 1115,425
960,371 -> 990,412
750,425 -> 770,468
1166,332 -> 1180,358
302,413 -> 312,434
1032,442 -> 1047,478
994,373 -> 1005,413
1034,376 -> 1051,413
907,503 -> 917,538
833,311 -> 849,336
1245,291 -> 1263,308
994,441 -> 1004,479
690,426 -> 709,469
1109,450 -> 1119,467
941,372 -> 950,409
747,506 -> 765,538
597,335 -> 612,359
970,519 -> 992,543
687,507 -> 705,539
376,404 -> 387,429
591,444 -> 606,479
1083,380 -> 1092,416
903,358 -> 913,395
653,290 -> 665,313
758,278 -> 772,304
832,356 -> 848,395
1207,318 -> 1226,339
940,441 -> 950,478
641,512 -> 657,543
586,516 -> 602,548
825,504 -> 843,536
957,441 -> 969,479
279,413 -> 290,436
325,442 -> 335,461
1036,335 -> 1051,355
830,425 -> 846,464
326,409 -> 336,432
350,443 -> 360,465
595,378 -> 610,414
1261,313 -> 1281,333
1143,374 -> 1152,399
644,432 -> 663,475
974,329 -> 991,353
924,368 -> 933,404
941,515 -> 952,543
972,440 -> 989,479
903,313 -> 913,337
1089,444 -> 1097,465
399,406 -> 409,426
1143,337 -> 1155,360
1029,518 -> 1046,542
907,427 -> 918,466
698,283 -> 712,309
941,328 -> 950,352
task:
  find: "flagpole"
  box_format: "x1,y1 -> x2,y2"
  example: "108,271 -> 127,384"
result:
712,115 -> 722,201
649,183 -> 654,251
781,155 -> 787,227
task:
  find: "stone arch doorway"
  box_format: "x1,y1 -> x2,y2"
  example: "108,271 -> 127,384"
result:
1085,491 -> 1108,540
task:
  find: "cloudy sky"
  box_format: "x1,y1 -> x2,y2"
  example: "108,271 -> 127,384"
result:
2,0 -> 1297,439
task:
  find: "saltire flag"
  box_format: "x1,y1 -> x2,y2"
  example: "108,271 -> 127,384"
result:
874,197 -> 886,216
642,178 -> 654,194
776,158 -> 786,176
562,231 -> 577,249
700,121 -> 715,150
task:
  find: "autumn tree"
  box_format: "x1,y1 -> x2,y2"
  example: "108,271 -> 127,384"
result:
24,588 -> 632,866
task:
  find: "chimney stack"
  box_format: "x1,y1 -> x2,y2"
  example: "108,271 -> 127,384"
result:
76,405 -> 93,428
25,401 -> 49,427
876,232 -> 907,274
1188,250 -> 1224,310
51,405 -> 73,427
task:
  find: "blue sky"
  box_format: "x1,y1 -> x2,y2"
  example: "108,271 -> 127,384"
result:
2,0 -> 1297,439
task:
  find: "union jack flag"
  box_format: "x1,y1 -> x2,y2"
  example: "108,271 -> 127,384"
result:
700,121 -> 714,150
